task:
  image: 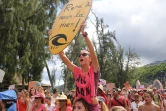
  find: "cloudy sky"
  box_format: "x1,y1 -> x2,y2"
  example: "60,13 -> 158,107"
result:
42,0 -> 166,85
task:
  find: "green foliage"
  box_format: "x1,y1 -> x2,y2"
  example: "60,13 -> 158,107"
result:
91,13 -> 140,88
0,0 -> 68,86
134,62 -> 166,86
51,67 -> 56,87
60,13 -> 140,89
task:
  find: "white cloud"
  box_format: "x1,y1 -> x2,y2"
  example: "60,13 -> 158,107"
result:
89,0 -> 166,65
42,55 -> 64,86
42,0 -> 166,85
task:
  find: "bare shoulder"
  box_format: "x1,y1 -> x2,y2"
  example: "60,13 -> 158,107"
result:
138,104 -> 144,110
154,104 -> 160,111
110,97 -> 114,102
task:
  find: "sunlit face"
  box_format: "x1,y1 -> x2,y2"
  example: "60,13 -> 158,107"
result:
71,91 -> 75,96
113,90 -> 118,96
144,92 -> 152,103
134,95 -> 139,101
21,90 -> 26,97
153,89 -> 157,93
35,97 -> 42,103
45,98 -> 51,105
79,50 -> 91,66
38,87 -> 43,92
73,102 -> 87,111
107,94 -> 111,100
30,88 -> 36,95
59,100 -> 67,108
17,92 -> 21,99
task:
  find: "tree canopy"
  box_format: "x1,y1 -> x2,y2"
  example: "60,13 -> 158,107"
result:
0,0 -> 68,87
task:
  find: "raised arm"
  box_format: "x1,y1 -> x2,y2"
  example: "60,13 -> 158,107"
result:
48,30 -> 76,73
80,22 -> 99,72
59,51 -> 76,73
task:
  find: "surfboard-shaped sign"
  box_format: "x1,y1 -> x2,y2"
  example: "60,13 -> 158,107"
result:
49,0 -> 92,54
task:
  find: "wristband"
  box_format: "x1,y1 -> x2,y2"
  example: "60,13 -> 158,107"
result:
82,32 -> 88,37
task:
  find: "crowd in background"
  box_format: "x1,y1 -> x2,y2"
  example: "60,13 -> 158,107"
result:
1,84 -> 166,111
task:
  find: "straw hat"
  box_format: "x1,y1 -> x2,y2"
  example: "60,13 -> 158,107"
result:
98,85 -> 105,93
56,92 -> 67,100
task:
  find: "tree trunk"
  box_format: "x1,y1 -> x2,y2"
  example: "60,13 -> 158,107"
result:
22,75 -> 25,89
45,61 -> 54,91
63,69 -> 69,92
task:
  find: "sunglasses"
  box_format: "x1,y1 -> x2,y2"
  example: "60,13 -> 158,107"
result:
35,97 -> 41,99
79,53 -> 89,57
136,104 -> 138,108
59,100 -> 66,102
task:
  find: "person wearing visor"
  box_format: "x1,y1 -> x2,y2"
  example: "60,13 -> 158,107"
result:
31,92 -> 47,111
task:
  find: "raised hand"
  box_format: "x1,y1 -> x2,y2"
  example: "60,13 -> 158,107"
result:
48,29 -> 52,36
80,21 -> 86,34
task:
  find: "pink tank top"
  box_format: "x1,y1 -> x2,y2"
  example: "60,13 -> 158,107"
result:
32,104 -> 45,111
74,66 -> 99,103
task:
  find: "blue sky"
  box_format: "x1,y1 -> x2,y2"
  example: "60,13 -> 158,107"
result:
41,0 -> 166,86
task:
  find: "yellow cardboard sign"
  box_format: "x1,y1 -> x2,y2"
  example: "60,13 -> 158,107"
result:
49,0 -> 92,54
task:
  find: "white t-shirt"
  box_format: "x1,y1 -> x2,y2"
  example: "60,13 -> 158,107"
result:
163,98 -> 166,106
45,103 -> 55,111
131,101 -> 144,111
51,97 -> 56,104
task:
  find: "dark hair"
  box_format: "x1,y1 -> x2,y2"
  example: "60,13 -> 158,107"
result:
73,98 -> 90,111
46,96 -> 51,100
53,88 -> 57,94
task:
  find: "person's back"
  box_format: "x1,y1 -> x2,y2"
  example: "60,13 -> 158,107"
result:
111,96 -> 125,107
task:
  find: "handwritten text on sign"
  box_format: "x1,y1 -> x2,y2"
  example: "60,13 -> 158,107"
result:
49,0 -> 92,54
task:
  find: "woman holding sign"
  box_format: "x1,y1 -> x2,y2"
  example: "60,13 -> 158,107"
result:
49,22 -> 100,111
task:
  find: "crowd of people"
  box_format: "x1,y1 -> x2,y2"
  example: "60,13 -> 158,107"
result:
1,84 -> 166,111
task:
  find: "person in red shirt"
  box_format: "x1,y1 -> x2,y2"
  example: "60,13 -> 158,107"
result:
17,89 -> 28,111
97,85 -> 109,105
110,88 -> 128,110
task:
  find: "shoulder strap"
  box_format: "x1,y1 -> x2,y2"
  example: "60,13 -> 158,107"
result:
114,97 -> 125,107
154,106 -> 156,111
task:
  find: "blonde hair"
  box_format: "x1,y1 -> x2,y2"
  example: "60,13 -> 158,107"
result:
37,86 -> 44,94
100,101 -> 109,111
111,106 -> 127,111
